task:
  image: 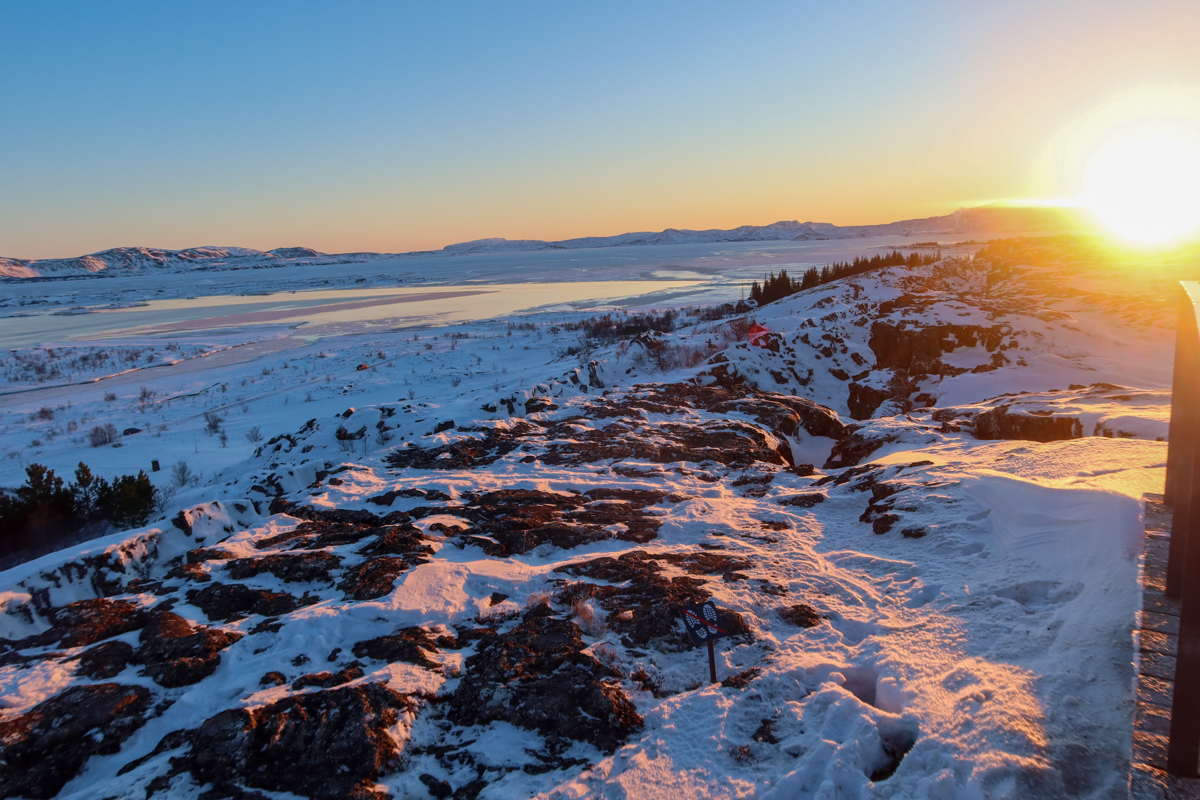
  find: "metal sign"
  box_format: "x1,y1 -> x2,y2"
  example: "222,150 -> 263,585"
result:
678,601 -> 728,684
679,601 -> 728,645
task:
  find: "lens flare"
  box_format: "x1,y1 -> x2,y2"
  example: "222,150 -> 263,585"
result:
1080,128 -> 1200,245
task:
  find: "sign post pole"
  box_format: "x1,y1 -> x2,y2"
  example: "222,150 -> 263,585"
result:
678,600 -> 728,685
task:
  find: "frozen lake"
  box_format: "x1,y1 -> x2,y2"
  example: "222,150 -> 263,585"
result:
0,235 -> 983,349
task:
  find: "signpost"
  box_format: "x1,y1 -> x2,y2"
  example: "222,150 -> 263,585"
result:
678,601 -> 729,684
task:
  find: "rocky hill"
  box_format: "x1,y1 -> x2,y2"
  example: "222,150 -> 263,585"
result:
0,237 -> 1180,799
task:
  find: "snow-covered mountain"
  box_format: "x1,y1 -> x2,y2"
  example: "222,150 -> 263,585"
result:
0,205 -> 1078,278
0,236 -> 1172,799
0,245 -> 409,280
443,206 -> 1077,254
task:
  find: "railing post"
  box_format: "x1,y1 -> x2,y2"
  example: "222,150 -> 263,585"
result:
1166,287 -> 1197,506
1167,281 -> 1200,776
1167,284 -> 1200,597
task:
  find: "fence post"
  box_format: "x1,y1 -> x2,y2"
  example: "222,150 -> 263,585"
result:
1167,284 -> 1200,597
1167,281 -> 1200,776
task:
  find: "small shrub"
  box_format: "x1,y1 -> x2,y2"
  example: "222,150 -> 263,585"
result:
202,410 -> 223,435
103,391 -> 117,402
36,407 -> 54,421
728,744 -> 757,765
88,423 -> 119,447
245,426 -> 263,443
170,460 -> 199,489
571,598 -> 607,638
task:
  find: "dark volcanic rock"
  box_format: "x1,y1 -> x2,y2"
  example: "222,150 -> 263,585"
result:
48,598 -> 147,648
780,603 -> 823,628
352,627 -> 442,670
847,381 -> 899,421
973,405 -> 1084,442
358,525 -> 434,558
76,640 -> 135,679
825,424 -> 897,468
709,393 -> 845,441
179,683 -> 413,800
384,383 -> 846,474
384,425 -> 532,470
428,488 -> 677,557
338,556 -> 411,600
228,551 -> 342,583
448,605 -> 642,752
136,610 -> 242,688
555,550 -> 752,647
868,321 -> 1006,374
0,683 -> 151,799
292,663 -> 364,690
541,417 -> 788,469
777,493 -> 825,508
187,582 -> 299,621
186,547 -> 234,564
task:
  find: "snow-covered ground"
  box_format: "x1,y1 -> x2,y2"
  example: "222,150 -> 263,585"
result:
0,236 -> 1178,799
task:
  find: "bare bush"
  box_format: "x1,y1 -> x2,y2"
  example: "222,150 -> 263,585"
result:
87,423 -> 119,447
170,460 -> 199,489
591,641 -> 620,670
654,342 -> 714,371
103,391 -> 117,402
571,598 -> 607,638
245,426 -> 262,443
202,410 -> 223,435
36,407 -> 54,421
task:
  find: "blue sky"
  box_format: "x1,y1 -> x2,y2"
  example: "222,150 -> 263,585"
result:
3,1 -> 1199,257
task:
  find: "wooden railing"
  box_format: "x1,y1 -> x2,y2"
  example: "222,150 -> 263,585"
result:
1164,281 -> 1200,777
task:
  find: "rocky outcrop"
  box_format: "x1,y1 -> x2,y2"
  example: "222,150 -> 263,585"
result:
227,552 -> 342,584
76,640 -> 135,679
136,610 -> 241,688
447,604 -> 643,753
973,406 -> 1084,442
177,683 -> 414,800
338,556 -> 411,600
868,321 -> 1007,375
0,684 -> 151,799
433,488 -> 679,556
187,582 -> 299,621
555,550 -> 753,647
47,598 -> 147,648
352,626 -> 447,670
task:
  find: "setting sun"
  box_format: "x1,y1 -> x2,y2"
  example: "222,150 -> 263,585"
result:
1080,127 -> 1200,245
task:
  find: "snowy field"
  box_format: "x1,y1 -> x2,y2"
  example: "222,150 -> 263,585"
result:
0,235 -> 1180,800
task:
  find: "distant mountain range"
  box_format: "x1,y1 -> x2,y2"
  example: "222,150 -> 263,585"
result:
0,204 -> 1079,279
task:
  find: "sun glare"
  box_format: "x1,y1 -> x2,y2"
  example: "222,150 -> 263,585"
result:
1080,128 -> 1200,245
